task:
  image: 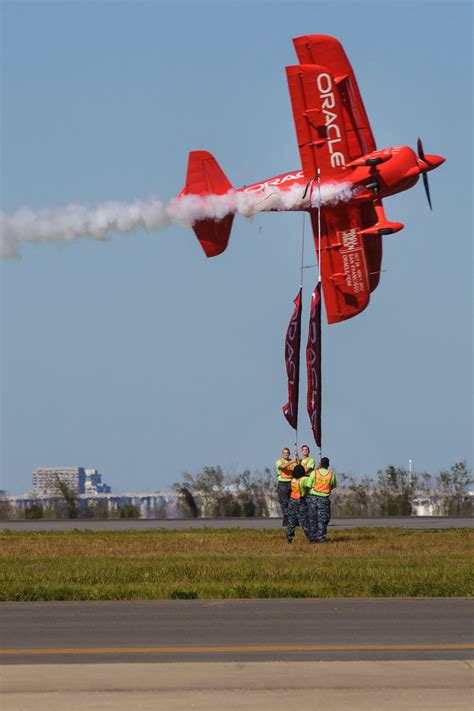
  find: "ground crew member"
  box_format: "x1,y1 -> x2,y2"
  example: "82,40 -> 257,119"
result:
287,464 -> 311,544
275,447 -> 297,526
306,456 -> 337,542
295,445 -> 315,478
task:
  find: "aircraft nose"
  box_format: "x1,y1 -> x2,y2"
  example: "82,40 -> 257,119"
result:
420,154 -> 446,172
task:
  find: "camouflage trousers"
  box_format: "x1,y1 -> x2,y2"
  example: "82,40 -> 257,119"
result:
277,481 -> 292,518
287,499 -> 311,542
307,495 -> 331,541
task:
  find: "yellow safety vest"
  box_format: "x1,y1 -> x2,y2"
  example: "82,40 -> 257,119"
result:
278,460 -> 293,480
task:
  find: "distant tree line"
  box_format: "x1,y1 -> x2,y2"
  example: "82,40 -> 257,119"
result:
0,478 -> 142,521
173,466 -> 276,518
0,461 -> 471,520
331,461 -> 472,517
173,461 -> 473,518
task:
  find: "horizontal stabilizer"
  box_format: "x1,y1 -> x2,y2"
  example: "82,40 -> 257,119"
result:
180,150 -> 234,258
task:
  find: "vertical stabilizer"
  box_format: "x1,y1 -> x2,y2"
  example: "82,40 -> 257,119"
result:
180,151 -> 234,257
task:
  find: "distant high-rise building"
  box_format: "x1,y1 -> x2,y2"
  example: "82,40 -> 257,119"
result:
84,468 -> 111,494
32,467 -> 86,495
32,467 -> 111,496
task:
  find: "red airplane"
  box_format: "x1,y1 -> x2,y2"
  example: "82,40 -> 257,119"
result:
180,34 -> 445,324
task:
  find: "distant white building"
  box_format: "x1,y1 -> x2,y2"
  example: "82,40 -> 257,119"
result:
411,495 -> 446,516
411,496 -> 435,516
79,492 -> 178,518
33,467 -> 86,496
1,491 -> 179,519
32,467 -> 111,496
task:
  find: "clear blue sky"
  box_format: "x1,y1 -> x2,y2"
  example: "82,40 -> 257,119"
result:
1,1 -> 472,495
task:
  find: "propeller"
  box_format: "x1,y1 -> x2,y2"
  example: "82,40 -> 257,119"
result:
417,137 -> 433,210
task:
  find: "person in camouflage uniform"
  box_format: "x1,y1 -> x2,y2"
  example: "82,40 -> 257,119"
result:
286,464 -> 312,544
306,456 -> 337,542
275,447 -> 298,526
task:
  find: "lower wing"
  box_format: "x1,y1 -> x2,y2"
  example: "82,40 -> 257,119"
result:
310,200 -> 383,324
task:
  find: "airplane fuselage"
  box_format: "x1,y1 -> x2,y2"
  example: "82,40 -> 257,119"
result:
238,145 -> 443,208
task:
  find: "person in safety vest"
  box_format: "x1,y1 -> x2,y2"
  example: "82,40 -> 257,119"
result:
306,456 -> 337,543
275,447 -> 298,526
286,464 -> 312,544
295,445 -> 315,478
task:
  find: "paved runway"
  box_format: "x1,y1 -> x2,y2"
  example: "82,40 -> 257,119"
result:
1,599 -> 472,664
2,516 -> 472,532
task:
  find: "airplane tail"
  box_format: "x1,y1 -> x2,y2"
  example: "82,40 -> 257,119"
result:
180,150 -> 234,257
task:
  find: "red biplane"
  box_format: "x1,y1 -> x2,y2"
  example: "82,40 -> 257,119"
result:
180,34 -> 444,324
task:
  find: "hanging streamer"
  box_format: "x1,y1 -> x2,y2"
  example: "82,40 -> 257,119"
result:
306,281 -> 322,447
282,288 -> 302,430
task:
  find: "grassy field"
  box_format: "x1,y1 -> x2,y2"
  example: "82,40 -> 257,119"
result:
0,528 -> 472,601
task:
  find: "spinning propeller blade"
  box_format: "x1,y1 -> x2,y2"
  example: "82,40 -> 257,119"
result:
417,137 -> 433,210
422,172 -> 432,211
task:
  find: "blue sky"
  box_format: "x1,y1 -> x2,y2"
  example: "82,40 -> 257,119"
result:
1,1 -> 472,495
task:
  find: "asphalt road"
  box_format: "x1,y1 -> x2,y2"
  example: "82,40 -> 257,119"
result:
1,599 -> 472,664
2,516 -> 472,531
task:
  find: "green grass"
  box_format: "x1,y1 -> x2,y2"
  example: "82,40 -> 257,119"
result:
0,528 -> 472,600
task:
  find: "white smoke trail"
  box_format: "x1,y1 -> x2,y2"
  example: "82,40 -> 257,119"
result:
0,181 -> 354,259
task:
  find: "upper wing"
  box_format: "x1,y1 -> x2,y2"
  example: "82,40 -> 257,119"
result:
286,63 -> 350,180
311,200 -> 382,324
287,35 -> 376,180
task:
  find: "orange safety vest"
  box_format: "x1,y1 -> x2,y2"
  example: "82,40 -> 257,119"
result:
290,479 -> 305,499
279,461 -> 293,480
311,469 -> 334,495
